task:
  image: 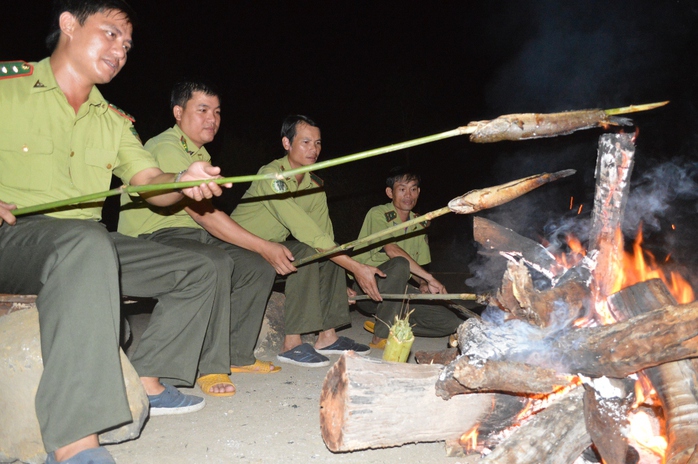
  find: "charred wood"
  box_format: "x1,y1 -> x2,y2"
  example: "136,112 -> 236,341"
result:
608,279 -> 698,464
413,347 -> 459,365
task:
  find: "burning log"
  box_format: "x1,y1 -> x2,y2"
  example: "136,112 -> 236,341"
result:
608,279 -> 698,464
436,356 -> 576,398
456,300 -> 698,379
587,132 -> 636,320
319,352 -> 525,452
479,386 -> 591,463
413,347 -> 459,365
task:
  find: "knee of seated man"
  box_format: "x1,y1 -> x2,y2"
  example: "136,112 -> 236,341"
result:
389,256 -> 411,281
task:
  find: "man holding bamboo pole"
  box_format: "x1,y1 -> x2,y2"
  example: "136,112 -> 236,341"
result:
352,167 -> 464,349
0,1 -> 234,462
119,79 -> 296,387
231,115 -> 381,367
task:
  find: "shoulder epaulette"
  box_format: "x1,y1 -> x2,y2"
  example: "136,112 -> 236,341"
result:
0,61 -> 33,80
384,211 -> 397,222
107,102 -> 136,123
414,212 -> 430,228
309,172 -> 324,187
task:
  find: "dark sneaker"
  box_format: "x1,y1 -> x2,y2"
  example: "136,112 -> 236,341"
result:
45,447 -> 115,464
316,336 -> 371,356
148,383 -> 205,416
277,343 -> 330,367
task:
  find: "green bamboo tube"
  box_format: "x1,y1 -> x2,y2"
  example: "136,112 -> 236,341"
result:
351,293 -> 478,301
382,314 -> 415,363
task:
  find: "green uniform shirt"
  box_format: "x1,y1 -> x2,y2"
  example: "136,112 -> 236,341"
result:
230,155 -> 336,250
118,125 -> 208,236
0,58 -> 157,221
353,202 -> 431,268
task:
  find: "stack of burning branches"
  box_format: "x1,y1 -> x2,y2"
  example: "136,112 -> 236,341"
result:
320,126 -> 698,463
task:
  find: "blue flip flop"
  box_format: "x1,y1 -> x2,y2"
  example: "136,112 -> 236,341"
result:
315,336 -> 371,356
277,343 -> 330,367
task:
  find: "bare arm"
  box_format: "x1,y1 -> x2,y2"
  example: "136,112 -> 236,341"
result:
129,161 -> 230,207
383,243 -> 446,294
186,202 -> 296,275
0,200 -> 17,227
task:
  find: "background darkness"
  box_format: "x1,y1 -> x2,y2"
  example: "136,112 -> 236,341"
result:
4,1 -> 698,290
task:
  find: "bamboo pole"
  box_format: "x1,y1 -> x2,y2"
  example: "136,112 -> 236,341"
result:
351,293 -> 479,301
294,169 -> 576,266
10,102 -> 666,218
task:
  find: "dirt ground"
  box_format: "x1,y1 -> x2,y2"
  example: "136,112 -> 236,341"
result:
111,279 -> 477,464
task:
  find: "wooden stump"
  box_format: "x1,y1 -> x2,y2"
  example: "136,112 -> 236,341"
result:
319,351 -> 519,452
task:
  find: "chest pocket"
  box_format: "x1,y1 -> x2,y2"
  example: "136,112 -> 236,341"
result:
72,147 -> 117,193
0,131 -> 54,191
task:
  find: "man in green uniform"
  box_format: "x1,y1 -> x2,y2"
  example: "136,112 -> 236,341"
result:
0,1 -> 233,462
231,115 -> 382,367
119,80 -> 296,388
353,166 -> 464,348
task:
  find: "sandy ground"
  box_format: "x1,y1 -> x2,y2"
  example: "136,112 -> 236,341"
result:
111,294 -> 476,464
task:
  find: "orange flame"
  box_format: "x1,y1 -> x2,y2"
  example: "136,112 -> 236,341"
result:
612,226 -> 694,304
628,410 -> 667,457
459,426 -> 479,451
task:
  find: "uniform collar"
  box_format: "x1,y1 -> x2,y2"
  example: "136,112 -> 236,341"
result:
173,124 -> 209,158
279,155 -> 312,188
30,57 -> 110,115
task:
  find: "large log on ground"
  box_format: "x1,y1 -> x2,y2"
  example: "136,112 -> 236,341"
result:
319,352 -> 524,452
608,279 -> 698,464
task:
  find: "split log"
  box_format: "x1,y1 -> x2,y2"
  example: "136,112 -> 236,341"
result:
473,216 -> 565,281
436,356 -> 576,398
319,352 -> 525,452
479,386 -> 591,463
587,132 -> 636,318
608,279 -> 698,464
413,347 -> 459,365
458,300 -> 698,378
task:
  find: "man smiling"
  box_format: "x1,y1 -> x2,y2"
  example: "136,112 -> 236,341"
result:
0,1 -> 231,462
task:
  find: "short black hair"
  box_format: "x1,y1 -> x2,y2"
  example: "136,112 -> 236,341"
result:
46,0 -> 137,51
280,115 -> 319,145
170,79 -> 221,111
386,166 -> 421,189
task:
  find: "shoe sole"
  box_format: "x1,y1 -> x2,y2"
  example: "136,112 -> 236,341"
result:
276,354 -> 330,367
150,399 -> 206,416
315,348 -> 371,356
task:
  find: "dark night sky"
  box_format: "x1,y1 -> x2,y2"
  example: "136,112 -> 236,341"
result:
4,1 -> 698,284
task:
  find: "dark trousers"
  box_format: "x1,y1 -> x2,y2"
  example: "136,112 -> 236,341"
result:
142,227 -> 276,367
0,216 -> 220,451
353,257 -> 464,339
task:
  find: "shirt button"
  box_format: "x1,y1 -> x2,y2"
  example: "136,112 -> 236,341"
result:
70,151 -> 75,157
106,163 -> 113,169
22,145 -> 28,153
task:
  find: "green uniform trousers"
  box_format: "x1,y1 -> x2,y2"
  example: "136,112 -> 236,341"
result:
353,257 -> 464,339
141,228 -> 276,367
0,216 -> 219,452
280,241 -> 351,335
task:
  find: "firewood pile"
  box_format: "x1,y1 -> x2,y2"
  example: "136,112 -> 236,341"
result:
320,133 -> 698,464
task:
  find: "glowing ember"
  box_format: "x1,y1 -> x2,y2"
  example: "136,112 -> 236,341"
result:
627,410 -> 667,457
459,426 -> 479,451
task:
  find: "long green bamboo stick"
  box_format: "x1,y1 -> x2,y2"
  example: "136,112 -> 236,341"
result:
294,169 -> 576,266
10,101 -> 666,218
351,293 -> 479,301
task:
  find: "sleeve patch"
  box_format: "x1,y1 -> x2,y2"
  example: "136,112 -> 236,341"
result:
108,103 -> 136,123
0,61 -> 33,80
271,179 -> 289,193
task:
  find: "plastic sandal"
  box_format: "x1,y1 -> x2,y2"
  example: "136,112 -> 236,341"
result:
230,359 -> 281,374
196,374 -> 236,397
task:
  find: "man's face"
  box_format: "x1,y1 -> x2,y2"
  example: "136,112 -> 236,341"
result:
387,178 -> 420,214
283,123 -> 322,169
174,91 -> 221,148
64,10 -> 133,84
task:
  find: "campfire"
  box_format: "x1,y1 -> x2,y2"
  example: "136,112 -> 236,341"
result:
319,132 -> 698,464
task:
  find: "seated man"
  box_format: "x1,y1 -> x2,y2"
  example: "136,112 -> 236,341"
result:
119,80 -> 297,394
231,115 -> 384,367
0,1 -> 232,462
352,166 -> 465,348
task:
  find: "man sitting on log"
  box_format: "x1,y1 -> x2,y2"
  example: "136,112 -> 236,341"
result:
0,1 -> 234,462
230,115 -> 382,367
119,79 -> 298,392
352,166 -> 465,349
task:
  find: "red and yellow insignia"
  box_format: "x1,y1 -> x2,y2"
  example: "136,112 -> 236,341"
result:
107,103 -> 136,123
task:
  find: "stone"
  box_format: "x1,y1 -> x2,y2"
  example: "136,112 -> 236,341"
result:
0,301 -> 148,464
254,292 -> 314,358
